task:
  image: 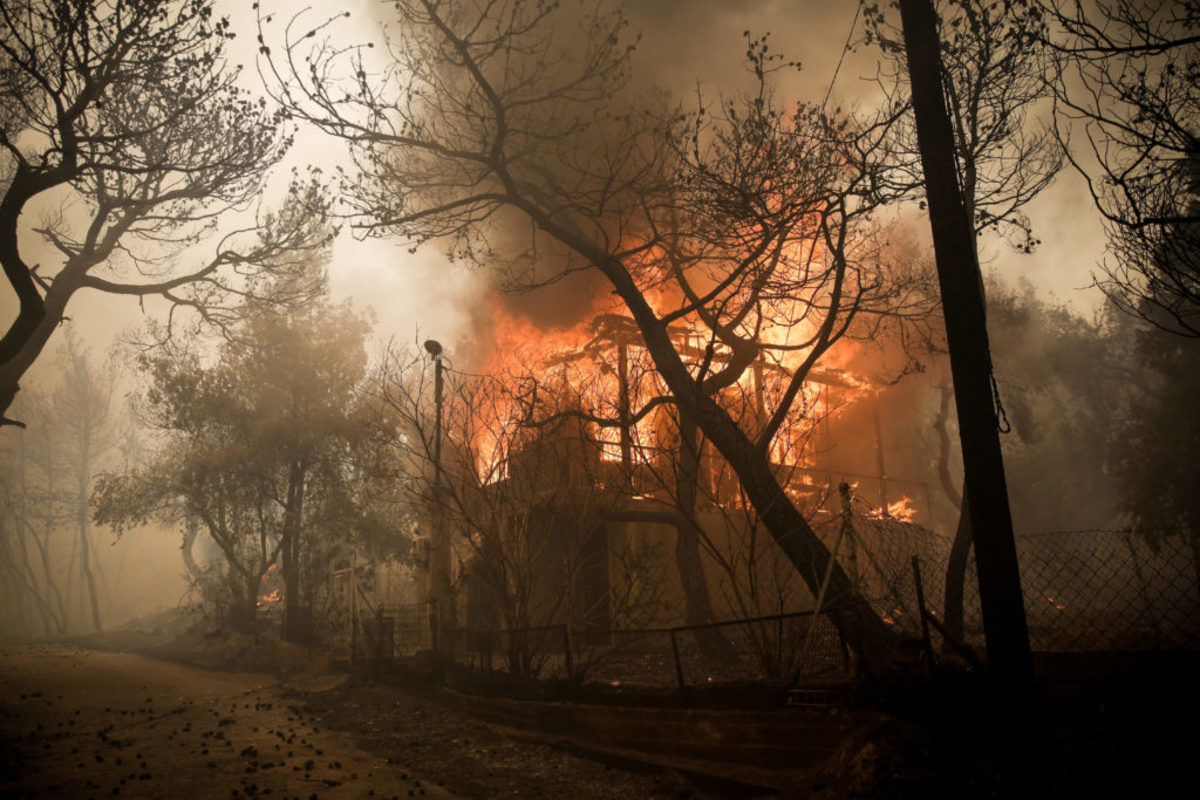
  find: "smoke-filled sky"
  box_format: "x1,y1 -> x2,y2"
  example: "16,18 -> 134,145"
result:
1,0 -> 1108,378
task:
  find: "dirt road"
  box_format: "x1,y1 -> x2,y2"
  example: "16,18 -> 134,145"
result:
0,644 -> 452,799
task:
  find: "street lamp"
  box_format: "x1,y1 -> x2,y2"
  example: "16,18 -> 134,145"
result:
424,339 -> 444,478
423,339 -> 451,653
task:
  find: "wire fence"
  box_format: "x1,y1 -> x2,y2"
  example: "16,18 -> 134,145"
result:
354,528 -> 1200,684
1002,530 -> 1199,652
831,513 -> 1200,653
357,605 -> 853,692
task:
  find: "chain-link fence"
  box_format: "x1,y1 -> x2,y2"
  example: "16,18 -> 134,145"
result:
826,509 -> 1200,653
1004,530 -> 1199,651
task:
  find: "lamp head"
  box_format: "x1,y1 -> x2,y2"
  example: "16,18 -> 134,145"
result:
423,339 -> 443,357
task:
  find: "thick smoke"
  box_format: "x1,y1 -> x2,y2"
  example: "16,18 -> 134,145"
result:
388,0 -> 867,360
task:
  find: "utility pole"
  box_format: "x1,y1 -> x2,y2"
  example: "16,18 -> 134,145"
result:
898,0 -> 1034,692
424,339 -> 453,655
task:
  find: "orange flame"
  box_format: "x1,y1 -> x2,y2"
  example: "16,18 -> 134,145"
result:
464,220 -> 876,495
867,495 -> 919,523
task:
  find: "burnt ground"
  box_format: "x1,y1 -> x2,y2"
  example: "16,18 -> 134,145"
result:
3,614 -> 1197,799
0,617 -> 711,800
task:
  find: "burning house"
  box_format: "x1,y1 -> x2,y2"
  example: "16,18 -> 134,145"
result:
432,307 -> 940,642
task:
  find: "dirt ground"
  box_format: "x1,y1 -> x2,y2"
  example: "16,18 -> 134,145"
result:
0,643 -> 455,799
0,643 -> 704,800
4,619 -> 1196,799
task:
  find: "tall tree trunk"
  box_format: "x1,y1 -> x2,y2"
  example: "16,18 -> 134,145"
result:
247,574 -> 262,635
673,411 -> 737,660
900,0 -> 1033,690
36,521 -> 67,636
77,463 -> 102,632
229,571 -> 261,635
281,459 -> 308,643
4,530 -> 58,637
8,436 -> 65,635
77,508 -> 103,632
38,442 -> 68,635
944,495 -> 972,643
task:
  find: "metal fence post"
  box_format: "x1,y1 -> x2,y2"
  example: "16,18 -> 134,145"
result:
669,628 -> 687,705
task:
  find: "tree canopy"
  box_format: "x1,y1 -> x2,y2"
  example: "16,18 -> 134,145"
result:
0,0 -> 331,427
93,268 -> 404,633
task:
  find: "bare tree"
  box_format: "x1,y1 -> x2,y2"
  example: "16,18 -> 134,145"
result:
867,0 -> 1063,249
264,1 -> 944,668
0,0 -> 331,427
0,393 -> 69,635
0,335 -> 124,635
49,331 -> 119,632
1044,0 -> 1200,336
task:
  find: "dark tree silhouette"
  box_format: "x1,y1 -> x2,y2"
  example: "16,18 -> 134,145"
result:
1046,0 -> 1200,336
867,0 -> 1063,249
868,0 -> 1061,656
0,0 -> 330,427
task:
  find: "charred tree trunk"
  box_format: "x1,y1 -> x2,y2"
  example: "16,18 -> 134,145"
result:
230,571 -> 261,635
900,0 -> 1034,691
944,495 -> 973,643
0,271 -> 75,429
281,459 -> 308,644
932,383 -> 962,512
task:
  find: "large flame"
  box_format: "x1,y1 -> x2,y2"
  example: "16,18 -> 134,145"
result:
456,213 -> 896,514
467,293 -> 876,500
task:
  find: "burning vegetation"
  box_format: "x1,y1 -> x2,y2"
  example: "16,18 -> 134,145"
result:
2,0 -> 1200,797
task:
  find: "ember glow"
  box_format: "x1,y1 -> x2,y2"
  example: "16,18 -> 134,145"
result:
257,589 -> 282,608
